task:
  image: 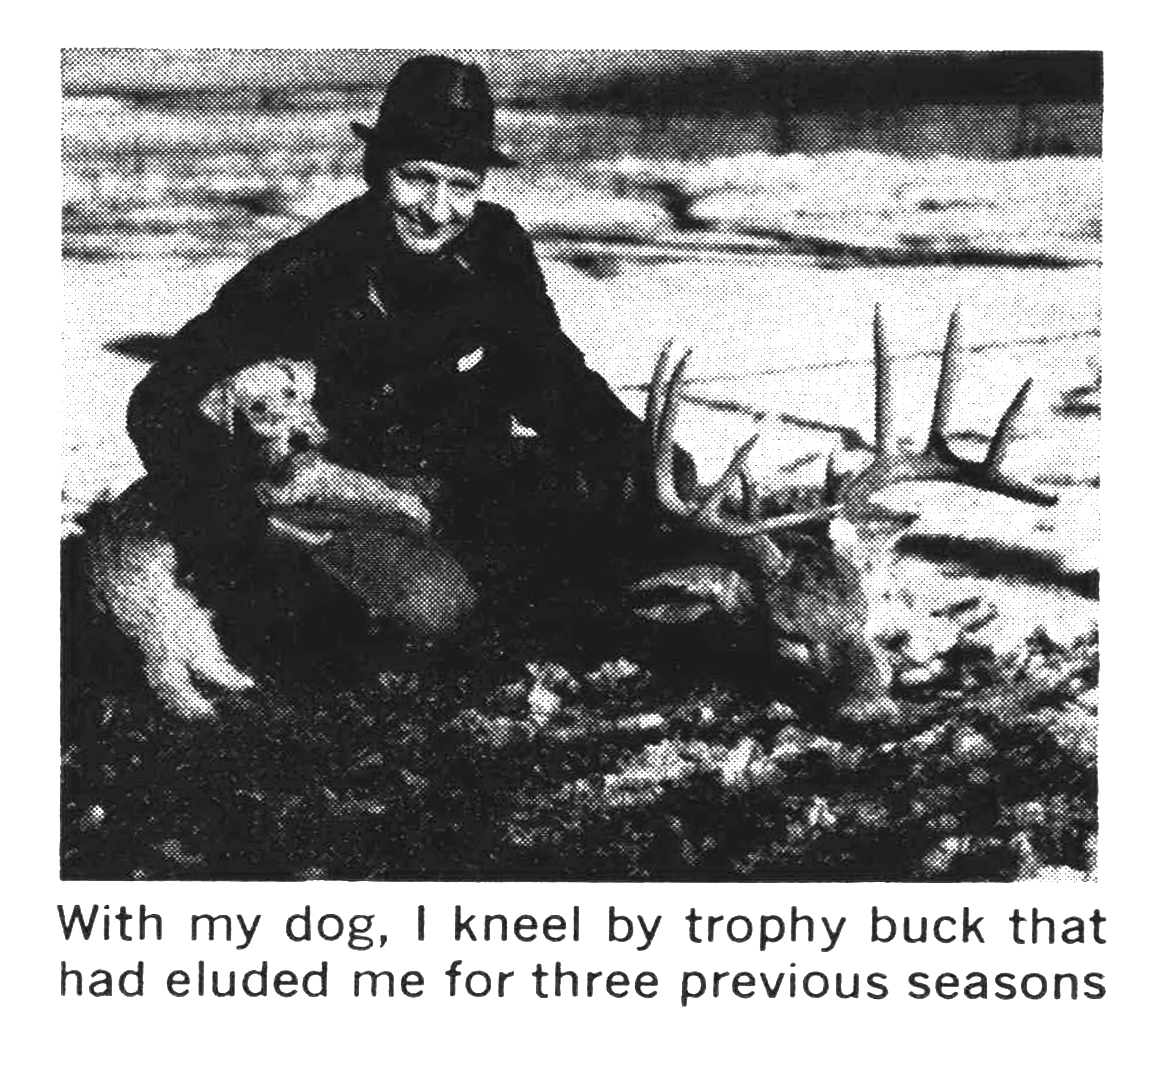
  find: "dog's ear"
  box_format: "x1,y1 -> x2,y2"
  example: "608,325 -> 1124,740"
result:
276,360 -> 317,401
197,379 -> 238,438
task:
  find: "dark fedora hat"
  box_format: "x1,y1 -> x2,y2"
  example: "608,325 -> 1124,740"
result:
352,55 -> 517,171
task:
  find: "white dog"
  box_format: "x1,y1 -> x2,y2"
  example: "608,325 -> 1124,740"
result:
84,359 -> 433,720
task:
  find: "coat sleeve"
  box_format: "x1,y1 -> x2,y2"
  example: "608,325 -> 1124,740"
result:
482,220 -> 646,446
478,213 -> 696,504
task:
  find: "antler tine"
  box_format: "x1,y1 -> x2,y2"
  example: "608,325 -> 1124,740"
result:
824,452 -> 841,505
646,338 -> 678,453
985,376 -> 1032,472
929,305 -> 966,452
651,344 -> 697,517
874,304 -> 903,455
695,432 -> 762,518
980,378 -> 1059,506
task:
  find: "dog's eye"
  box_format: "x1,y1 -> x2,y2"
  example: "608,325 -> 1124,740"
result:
282,386 -> 298,401
249,400 -> 268,416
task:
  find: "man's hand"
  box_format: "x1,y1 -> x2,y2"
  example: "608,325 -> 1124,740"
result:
268,515 -> 335,548
379,488 -> 433,531
259,456 -> 434,534
254,450 -> 329,508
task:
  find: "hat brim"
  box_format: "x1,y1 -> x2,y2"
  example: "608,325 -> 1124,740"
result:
351,121 -> 519,169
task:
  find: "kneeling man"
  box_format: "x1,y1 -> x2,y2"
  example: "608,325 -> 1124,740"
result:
128,55 -> 692,651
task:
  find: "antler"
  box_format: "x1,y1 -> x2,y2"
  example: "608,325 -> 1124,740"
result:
648,340 -> 838,537
841,306 -> 1059,513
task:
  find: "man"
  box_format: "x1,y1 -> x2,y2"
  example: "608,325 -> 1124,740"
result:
128,55 -> 691,640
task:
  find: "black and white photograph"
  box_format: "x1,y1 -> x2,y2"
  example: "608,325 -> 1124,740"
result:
60,48 -> 1101,882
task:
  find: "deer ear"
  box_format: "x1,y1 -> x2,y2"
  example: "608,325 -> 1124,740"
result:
198,381 -> 238,436
278,360 -> 317,400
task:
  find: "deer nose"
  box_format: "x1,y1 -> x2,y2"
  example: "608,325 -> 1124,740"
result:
869,598 -> 915,658
874,624 -> 910,657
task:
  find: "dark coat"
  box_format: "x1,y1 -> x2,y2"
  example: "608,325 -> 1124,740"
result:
128,194 -> 661,548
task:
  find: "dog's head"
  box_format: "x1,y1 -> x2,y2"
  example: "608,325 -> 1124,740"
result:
198,360 -> 328,474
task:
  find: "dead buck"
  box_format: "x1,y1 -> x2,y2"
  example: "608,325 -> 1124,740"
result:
636,306 -> 1058,727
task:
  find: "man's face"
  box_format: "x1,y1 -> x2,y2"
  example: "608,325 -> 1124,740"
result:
384,160 -> 485,254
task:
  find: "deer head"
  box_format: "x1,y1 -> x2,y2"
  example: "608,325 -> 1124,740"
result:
636,307 -> 1057,729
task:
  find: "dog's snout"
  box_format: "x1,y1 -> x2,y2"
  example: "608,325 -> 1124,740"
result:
205,360 -> 331,471
302,412 -> 328,447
